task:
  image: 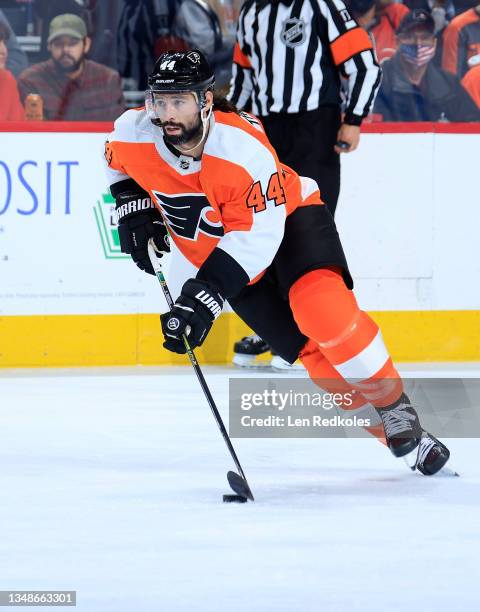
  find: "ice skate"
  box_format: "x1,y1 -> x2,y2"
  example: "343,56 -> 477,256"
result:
270,350 -> 305,372
376,394 -> 422,458
403,431 -> 453,476
232,335 -> 271,368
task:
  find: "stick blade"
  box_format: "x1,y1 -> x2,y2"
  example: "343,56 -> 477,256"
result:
227,470 -> 254,501
223,494 -> 248,503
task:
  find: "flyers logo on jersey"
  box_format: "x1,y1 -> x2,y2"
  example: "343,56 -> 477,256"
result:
152,191 -> 224,241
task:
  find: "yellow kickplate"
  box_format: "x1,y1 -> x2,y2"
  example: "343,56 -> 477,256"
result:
0,310 -> 479,367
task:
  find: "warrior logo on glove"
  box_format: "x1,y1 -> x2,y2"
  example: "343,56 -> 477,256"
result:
167,317 -> 181,331
114,187 -> 170,275
195,290 -> 222,318
116,196 -> 156,222
161,278 -> 224,354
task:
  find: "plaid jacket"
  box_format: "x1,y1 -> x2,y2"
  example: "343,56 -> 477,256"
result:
17,59 -> 125,121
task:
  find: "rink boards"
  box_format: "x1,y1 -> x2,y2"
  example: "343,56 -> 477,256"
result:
0,122 -> 479,366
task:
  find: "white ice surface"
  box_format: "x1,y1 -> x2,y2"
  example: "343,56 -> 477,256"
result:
1,365 -> 479,611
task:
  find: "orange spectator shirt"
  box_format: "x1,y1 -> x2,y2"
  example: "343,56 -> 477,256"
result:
0,69 -> 25,121
372,4 -> 410,64
442,8 -> 480,77
462,64 -> 480,107
104,108 -> 321,283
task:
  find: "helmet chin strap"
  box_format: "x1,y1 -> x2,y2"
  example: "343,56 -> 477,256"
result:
177,105 -> 212,155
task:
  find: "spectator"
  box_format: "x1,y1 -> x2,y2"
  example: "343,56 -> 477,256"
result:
0,8 -> 28,76
347,0 -> 410,64
17,13 -> 125,121
403,1 -> 455,34
116,0 -> 173,91
462,62 -> 480,104
0,20 -> 24,120
116,0 -> 231,91
35,0 -> 124,72
35,0 -> 92,61
442,4 -> 480,77
454,0 -> 480,16
373,9 -> 480,120
173,0 -> 232,89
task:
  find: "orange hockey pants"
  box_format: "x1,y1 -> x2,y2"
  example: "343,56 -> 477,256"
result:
289,268 -> 404,441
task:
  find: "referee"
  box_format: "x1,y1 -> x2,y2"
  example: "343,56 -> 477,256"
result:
228,0 -> 381,216
228,0 -> 381,369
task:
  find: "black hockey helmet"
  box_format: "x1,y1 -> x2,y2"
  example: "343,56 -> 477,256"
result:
147,50 -> 215,95
145,49 -> 215,139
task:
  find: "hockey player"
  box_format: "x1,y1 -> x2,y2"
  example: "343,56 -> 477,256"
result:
104,50 -> 449,476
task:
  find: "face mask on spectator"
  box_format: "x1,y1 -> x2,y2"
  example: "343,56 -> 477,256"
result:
468,54 -> 480,69
399,43 -> 436,67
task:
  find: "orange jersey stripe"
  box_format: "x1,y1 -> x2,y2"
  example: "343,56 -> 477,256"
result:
330,27 -> 373,67
233,43 -> 252,69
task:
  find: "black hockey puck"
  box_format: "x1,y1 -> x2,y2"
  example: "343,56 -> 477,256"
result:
223,494 -> 247,503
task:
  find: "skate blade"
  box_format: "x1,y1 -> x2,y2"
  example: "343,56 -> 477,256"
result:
270,355 -> 306,372
435,465 -> 460,477
403,455 -> 459,477
403,448 -> 418,471
232,353 -> 271,369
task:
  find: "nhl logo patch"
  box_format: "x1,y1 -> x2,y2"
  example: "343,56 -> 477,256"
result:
281,18 -> 306,48
179,156 -> 191,170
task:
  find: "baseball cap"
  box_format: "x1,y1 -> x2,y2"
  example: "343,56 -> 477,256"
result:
47,14 -> 87,43
397,9 -> 435,36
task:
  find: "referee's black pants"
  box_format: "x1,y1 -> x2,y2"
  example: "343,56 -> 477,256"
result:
261,105 -> 341,216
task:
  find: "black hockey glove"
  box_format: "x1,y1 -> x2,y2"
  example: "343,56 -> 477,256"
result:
160,279 -> 224,354
115,190 -> 170,275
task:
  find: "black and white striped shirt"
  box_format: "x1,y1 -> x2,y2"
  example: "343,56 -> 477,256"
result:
228,0 -> 381,124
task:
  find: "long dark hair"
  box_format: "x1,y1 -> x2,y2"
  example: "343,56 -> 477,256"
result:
213,94 -> 240,114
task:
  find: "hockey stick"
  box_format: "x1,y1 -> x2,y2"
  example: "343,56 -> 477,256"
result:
147,240 -> 254,501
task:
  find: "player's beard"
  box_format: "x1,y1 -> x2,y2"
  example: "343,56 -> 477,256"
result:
161,114 -> 203,146
53,54 -> 84,74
